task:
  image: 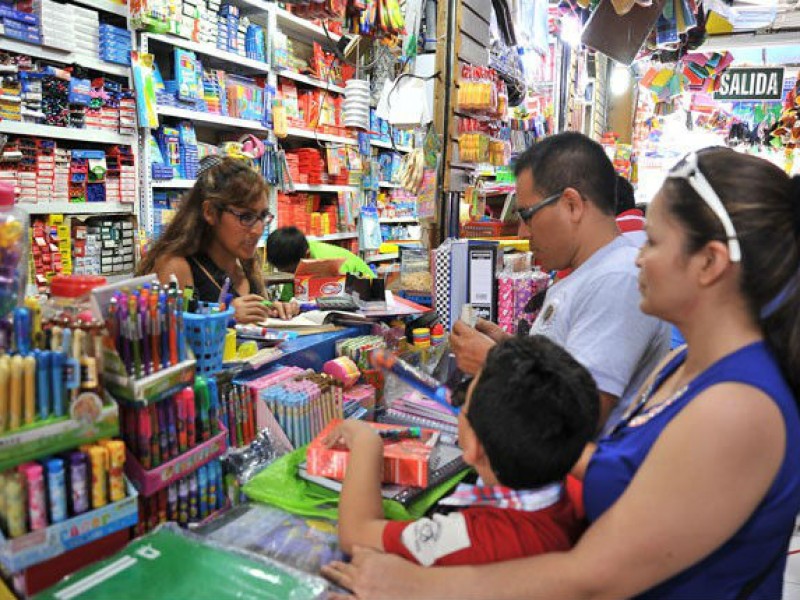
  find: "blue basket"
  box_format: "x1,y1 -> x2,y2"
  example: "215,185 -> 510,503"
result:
183,307 -> 234,375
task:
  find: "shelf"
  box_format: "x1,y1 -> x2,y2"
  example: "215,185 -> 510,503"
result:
365,252 -> 399,262
307,232 -> 358,242
156,105 -> 269,132
24,202 -> 135,215
152,179 -> 196,189
286,126 -> 357,146
379,217 -> 418,223
274,7 -> 341,45
0,36 -> 130,77
379,181 -> 402,188
371,139 -> 413,152
0,120 -> 135,144
290,183 -> 359,193
145,33 -> 271,75
70,0 -> 128,17
276,69 -> 344,93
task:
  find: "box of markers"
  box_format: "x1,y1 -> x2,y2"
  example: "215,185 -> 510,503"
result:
0,477 -> 138,573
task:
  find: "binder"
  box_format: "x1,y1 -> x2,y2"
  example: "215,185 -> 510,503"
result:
467,241 -> 499,322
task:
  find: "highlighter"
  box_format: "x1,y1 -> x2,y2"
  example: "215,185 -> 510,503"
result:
9,355 -> 23,430
19,462 -> 47,530
0,357 -> 8,432
44,457 -> 68,523
88,445 -> 109,508
35,350 -> 51,419
104,440 -> 126,502
23,355 -> 36,425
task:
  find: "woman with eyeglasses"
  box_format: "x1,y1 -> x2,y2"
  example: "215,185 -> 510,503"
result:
138,156 -> 299,324
323,148 -> 800,599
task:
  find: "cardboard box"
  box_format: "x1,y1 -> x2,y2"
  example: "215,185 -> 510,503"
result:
293,258 -> 346,301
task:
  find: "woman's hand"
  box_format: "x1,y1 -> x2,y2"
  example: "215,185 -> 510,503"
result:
266,300 -> 300,320
231,294 -> 271,324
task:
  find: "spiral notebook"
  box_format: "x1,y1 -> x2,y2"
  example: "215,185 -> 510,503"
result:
298,442 -> 467,506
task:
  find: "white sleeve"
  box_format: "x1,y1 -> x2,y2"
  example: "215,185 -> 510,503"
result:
399,513 -> 472,567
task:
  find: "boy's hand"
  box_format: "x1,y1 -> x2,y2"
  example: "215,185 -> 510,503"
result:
324,420 -> 382,451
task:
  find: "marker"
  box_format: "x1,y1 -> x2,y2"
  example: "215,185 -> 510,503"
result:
8,355 -> 23,430
194,378 -> 211,442
166,398 -> 179,459
88,445 -> 109,508
0,357 -> 8,432
206,377 -> 220,436
137,408 -> 152,469
51,352 -> 65,417
185,388 -> 196,448
105,440 -> 127,502
218,277 -> 231,308
25,296 -> 44,350
176,389 -> 188,453
23,355 -> 36,425
45,457 -> 68,523
14,307 -> 31,355
68,451 -> 90,515
20,462 -> 47,530
378,427 -> 422,441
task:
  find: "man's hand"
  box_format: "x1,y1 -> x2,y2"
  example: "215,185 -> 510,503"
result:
450,320 -> 497,375
475,319 -> 512,344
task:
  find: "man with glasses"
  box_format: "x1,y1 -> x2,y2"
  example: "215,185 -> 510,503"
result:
266,226 -> 375,302
451,132 -> 670,436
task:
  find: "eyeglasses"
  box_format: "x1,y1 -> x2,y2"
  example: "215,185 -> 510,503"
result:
217,205 -> 274,229
515,190 -> 563,223
668,152 -> 741,263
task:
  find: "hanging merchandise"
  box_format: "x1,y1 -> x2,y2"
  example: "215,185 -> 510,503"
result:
358,205 -> 383,250
343,79 -> 371,130
376,75 -> 433,128
396,147 -> 425,194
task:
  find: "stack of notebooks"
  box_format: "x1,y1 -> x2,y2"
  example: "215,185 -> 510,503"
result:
382,391 -> 459,437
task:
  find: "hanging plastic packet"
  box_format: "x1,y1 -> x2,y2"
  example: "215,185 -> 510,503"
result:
358,205 -> 383,250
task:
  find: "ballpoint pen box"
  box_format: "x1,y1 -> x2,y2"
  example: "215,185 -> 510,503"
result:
0,478 -> 138,573
125,423 -> 227,497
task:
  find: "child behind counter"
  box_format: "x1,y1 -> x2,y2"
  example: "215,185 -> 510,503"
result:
328,335 -> 599,566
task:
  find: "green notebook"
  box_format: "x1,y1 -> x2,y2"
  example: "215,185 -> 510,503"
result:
35,525 -> 326,600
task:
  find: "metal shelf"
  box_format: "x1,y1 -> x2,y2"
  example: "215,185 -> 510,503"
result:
24,202 -> 135,215
156,106 -> 269,132
379,217 -> 418,223
274,7 -> 341,44
307,232 -> 358,242
371,139 -> 413,152
152,179 -> 196,189
0,36 -> 130,77
286,127 -> 357,146
0,121 -> 135,144
145,33 -> 271,75
276,69 -> 344,93
290,183 -> 359,193
70,0 -> 128,16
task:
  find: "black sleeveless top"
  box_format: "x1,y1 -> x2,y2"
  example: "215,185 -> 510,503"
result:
188,253 -> 257,303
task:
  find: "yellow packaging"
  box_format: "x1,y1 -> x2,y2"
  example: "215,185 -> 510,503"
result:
88,445 -> 109,508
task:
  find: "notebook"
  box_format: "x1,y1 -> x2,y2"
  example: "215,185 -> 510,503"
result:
298,442 -> 467,506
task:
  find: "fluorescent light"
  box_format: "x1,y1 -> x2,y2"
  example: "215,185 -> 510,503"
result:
611,64 -> 631,95
700,30 -> 800,50
560,15 -> 583,47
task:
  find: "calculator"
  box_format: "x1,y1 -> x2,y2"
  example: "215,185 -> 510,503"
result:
315,295 -> 360,312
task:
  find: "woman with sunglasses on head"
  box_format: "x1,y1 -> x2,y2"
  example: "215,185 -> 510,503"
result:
138,156 -> 299,324
323,148 -> 800,599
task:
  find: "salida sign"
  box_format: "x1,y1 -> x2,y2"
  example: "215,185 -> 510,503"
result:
714,67 -> 785,101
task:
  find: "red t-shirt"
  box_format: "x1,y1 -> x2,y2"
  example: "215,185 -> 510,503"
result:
616,209 -> 645,233
382,495 -> 584,567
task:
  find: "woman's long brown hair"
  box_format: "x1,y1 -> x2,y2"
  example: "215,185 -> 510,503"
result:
137,157 -> 268,295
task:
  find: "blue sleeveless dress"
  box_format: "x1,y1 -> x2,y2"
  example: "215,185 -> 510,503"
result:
584,341 -> 800,599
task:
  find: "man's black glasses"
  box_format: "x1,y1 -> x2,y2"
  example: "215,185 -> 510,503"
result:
218,205 -> 274,228
515,190 -> 563,223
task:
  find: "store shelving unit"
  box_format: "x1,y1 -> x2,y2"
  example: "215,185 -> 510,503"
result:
0,35 -> 130,76
276,69 -> 345,93
152,179 -> 196,189
0,120 -> 134,145
379,216 -> 419,223
143,32 -> 272,75
25,202 -> 135,215
307,232 -> 359,242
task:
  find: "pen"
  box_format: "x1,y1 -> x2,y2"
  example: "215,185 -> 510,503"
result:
176,295 -> 186,363
158,402 -> 169,464
51,351 -> 65,417
128,294 -> 141,378
166,397 -> 179,459
0,357 -> 8,432
218,277 -> 231,307
378,427 -> 422,440
139,292 -> 151,376
159,290 -> 169,370
168,290 -> 178,366
150,291 -> 160,373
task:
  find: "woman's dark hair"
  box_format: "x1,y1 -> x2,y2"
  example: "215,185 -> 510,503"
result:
467,335 -> 599,489
138,157 -> 268,295
265,226 -> 309,272
662,147 -> 800,395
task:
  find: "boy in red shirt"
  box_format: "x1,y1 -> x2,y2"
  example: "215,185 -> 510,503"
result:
328,335 -> 599,566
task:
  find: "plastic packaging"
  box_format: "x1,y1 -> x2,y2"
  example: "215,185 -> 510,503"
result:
400,246 -> 432,292
0,182 -> 28,320
44,275 -> 107,323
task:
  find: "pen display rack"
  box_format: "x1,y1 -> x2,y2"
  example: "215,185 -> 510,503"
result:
125,423 -> 228,497
0,478 -> 138,573
184,308 -> 235,376
103,348 -> 197,405
0,405 -> 119,472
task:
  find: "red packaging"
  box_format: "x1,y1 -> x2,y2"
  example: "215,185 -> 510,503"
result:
306,419 -> 437,487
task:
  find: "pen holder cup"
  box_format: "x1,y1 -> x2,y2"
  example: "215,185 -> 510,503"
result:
184,308 -> 235,375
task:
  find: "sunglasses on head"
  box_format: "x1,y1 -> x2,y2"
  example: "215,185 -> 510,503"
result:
668,151 -> 741,263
